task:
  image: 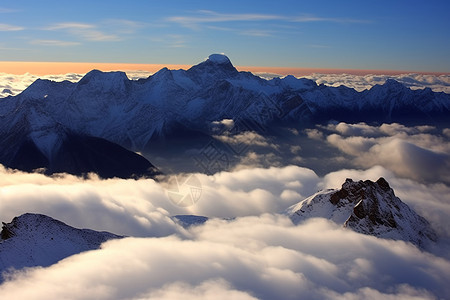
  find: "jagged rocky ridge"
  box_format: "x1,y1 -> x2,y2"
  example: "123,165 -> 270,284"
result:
0,213 -> 122,279
286,178 -> 437,248
0,54 -> 449,176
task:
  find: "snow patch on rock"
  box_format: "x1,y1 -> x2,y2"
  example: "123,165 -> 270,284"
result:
207,54 -> 231,64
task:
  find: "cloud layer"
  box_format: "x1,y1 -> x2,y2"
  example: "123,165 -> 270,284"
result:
0,216 -> 448,299
1,70 -> 449,99
0,164 -> 449,299
308,122 -> 450,184
305,73 -> 450,93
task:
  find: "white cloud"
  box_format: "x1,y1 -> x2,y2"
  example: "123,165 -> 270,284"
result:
166,10 -> 283,29
0,8 -> 19,13
443,128 -> 450,138
231,151 -> 283,171
239,29 -> 274,37
211,119 -> 234,131
46,22 -> 120,42
0,23 -> 24,31
317,123 -> 450,184
166,10 -> 369,31
304,128 -> 324,140
214,131 -> 278,149
102,19 -> 146,34
0,72 -> 150,98
0,163 -> 449,299
293,14 -> 368,24
326,134 -> 376,156
135,279 -> 258,300
0,165 -> 320,231
0,73 -> 84,98
30,40 -> 81,47
0,216 -> 448,299
305,73 -> 450,93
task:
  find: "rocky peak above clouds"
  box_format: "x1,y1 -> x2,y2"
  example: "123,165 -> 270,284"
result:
286,178 -> 437,248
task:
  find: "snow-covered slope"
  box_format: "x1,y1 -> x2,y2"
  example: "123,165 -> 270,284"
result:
286,178 -> 437,248
0,54 -> 449,175
0,213 -> 122,279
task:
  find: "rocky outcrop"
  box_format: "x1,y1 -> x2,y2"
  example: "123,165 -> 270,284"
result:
286,178 -> 437,248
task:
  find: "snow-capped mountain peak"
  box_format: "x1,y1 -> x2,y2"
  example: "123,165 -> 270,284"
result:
0,213 -> 121,278
0,54 -> 448,177
286,178 -> 437,248
187,53 -> 238,83
206,53 -> 232,64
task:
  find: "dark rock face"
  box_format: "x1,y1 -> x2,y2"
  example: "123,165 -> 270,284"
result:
1,222 -> 15,240
333,178 -> 437,247
288,177 -> 437,249
51,134 -> 161,179
8,139 -> 49,172
1,134 -> 161,179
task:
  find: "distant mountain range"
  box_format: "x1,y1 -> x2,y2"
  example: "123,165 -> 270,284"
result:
0,54 -> 448,177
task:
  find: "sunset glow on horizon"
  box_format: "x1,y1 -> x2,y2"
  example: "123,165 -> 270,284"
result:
1,61 -> 448,77
0,1 -> 449,73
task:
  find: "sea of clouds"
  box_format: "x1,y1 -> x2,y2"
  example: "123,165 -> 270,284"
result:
305,73 -> 450,93
1,72 -> 449,299
307,122 -> 450,184
1,71 -> 449,99
0,162 -> 449,299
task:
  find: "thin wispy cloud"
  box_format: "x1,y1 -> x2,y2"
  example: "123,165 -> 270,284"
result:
0,44 -> 27,51
0,23 -> 24,31
30,40 -> 81,47
0,8 -> 19,13
166,34 -> 188,48
167,10 -> 283,29
167,10 -> 370,30
308,44 -> 330,48
102,19 -> 147,34
205,25 -> 276,37
46,22 -> 121,42
239,29 -> 274,37
293,14 -> 369,24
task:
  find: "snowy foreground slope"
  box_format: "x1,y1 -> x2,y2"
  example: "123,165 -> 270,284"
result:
0,54 -> 449,177
0,213 -> 121,279
286,177 -> 437,248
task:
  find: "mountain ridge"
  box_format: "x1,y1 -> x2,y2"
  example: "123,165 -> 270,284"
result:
286,177 -> 437,249
0,213 -> 122,279
0,54 -> 449,176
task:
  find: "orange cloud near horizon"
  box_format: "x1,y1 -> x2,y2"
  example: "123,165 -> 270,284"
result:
0,61 -> 448,77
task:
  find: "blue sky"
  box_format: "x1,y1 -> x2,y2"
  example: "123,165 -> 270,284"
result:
1,0 -> 449,72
